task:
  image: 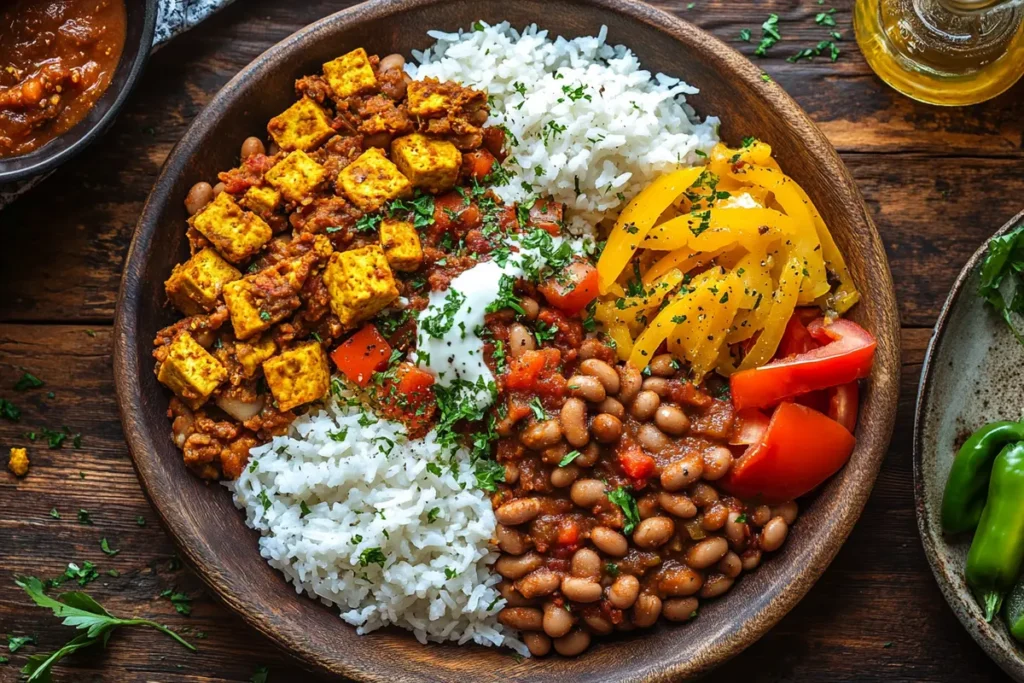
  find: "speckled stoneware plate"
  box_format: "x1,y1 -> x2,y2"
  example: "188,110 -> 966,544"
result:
915,208 -> 1024,681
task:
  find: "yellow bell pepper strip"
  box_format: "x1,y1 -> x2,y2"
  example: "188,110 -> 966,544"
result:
629,293 -> 693,370
607,321 -> 634,362
733,165 -> 830,304
737,254 -> 803,370
726,254 -> 775,344
596,269 -> 685,334
708,140 -> 778,178
668,277 -> 723,365
597,167 -> 705,294
690,272 -> 741,380
789,181 -> 861,315
642,207 -> 795,252
643,247 -> 727,285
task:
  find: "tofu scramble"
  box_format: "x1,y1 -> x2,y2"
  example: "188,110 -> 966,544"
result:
155,24 -> 877,660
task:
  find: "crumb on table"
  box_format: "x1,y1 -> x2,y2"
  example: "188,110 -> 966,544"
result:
8,447 -> 29,477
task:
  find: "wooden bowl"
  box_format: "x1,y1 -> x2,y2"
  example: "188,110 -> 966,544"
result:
113,0 -> 901,679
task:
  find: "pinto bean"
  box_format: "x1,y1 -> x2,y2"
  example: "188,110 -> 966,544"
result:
498,606 -> 543,631
509,323 -> 536,357
541,443 -> 569,465
718,551 -> 743,578
741,549 -> 762,571
559,398 -> 589,447
553,629 -> 591,656
496,524 -> 529,554
662,597 -> 699,622
661,454 -> 703,491
524,632 -> 551,656
240,136 -> 265,160
701,502 -> 729,531
700,574 -> 735,599
760,516 -> 789,552
686,537 -> 729,569
632,594 -> 662,627
689,482 -> 719,507
630,390 -> 661,420
542,601 -> 574,638
516,568 -> 561,599
184,181 -> 214,215
658,566 -> 704,597
771,501 -> 798,525
574,442 -> 600,468
649,353 -> 678,377
495,498 -> 541,526
378,52 -> 406,72
751,505 -> 772,526
580,358 -> 620,394
518,296 -> 540,320
642,376 -> 670,397
496,552 -> 543,579
561,576 -> 603,602
591,414 -> 623,443
582,613 -> 614,634
570,479 -> 605,508
212,181 -> 226,197
637,423 -> 671,453
607,574 -> 641,609
633,516 -> 675,549
520,419 -> 563,449
725,511 -> 749,546
658,492 -> 697,519
617,363 -> 643,404
570,548 -> 601,578
590,526 -> 628,557
550,464 -> 580,488
504,461 -> 520,485
568,375 -> 606,402
654,404 -> 690,435
596,397 -> 625,420
498,580 -> 536,607
702,445 -> 733,480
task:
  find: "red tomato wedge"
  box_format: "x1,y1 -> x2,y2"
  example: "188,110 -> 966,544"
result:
330,324 -> 392,387
538,260 -> 599,315
730,317 -> 876,411
729,408 -> 771,446
777,314 -> 818,358
828,381 -> 859,434
722,401 -> 856,504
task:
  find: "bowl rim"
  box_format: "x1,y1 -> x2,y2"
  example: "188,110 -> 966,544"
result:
114,0 -> 900,679
0,0 -> 158,184
913,208 -> 1024,681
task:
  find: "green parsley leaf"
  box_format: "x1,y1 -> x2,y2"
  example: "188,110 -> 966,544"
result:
99,539 -> 120,557
421,288 -> 466,338
358,547 -> 387,567
607,486 -> 640,534
528,397 -> 547,420
136,516 -> 146,527
815,11 -> 837,27
8,635 -> 35,653
474,458 -> 505,492
49,508 -> 60,520
604,563 -> 620,577
77,509 -> 92,525
427,507 -> 441,522
559,450 -> 582,467
160,589 -> 192,616
738,28 -> 752,42
0,398 -> 20,422
14,373 -> 44,391
299,501 -> 312,517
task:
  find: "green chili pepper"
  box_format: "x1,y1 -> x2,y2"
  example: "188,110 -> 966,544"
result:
1003,575 -> 1024,642
965,442 -> 1024,621
941,421 -> 1024,535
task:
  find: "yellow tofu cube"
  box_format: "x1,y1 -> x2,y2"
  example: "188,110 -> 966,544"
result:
379,218 -> 423,272
262,341 -> 330,411
165,248 -> 242,316
267,97 -> 335,152
157,332 -> 228,409
265,150 -> 327,203
190,192 -> 272,264
337,148 -> 411,212
222,279 -> 270,341
322,48 -> 377,99
390,133 -> 461,194
407,79 -> 451,117
235,335 -> 277,378
323,245 -> 399,326
241,185 -> 281,215
8,447 -> 28,477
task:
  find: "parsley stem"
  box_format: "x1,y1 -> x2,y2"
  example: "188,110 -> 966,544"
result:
122,619 -> 197,651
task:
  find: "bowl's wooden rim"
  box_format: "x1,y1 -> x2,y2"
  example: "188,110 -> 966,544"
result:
913,208 -> 1024,681
113,0 -> 901,679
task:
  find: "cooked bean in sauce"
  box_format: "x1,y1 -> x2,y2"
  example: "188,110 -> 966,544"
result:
0,0 -> 126,158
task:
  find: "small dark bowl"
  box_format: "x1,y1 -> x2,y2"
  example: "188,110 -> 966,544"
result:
114,0 -> 901,680
0,0 -> 157,184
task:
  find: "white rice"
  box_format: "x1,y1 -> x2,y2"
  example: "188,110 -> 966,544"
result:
408,22 -> 721,233
228,395 -> 527,656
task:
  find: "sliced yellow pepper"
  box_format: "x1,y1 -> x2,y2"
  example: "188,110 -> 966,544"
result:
737,254 -> 802,370
642,207 -> 795,252
597,167 -> 705,294
644,246 -> 729,285
689,272 -> 740,380
789,181 -> 861,314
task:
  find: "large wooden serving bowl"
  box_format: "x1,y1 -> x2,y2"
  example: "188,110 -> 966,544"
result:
113,0 -> 900,679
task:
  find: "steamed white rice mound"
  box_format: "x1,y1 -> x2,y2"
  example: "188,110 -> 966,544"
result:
408,22 -> 721,233
228,398 -> 527,655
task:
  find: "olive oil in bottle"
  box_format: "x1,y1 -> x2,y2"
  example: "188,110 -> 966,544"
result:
854,0 -> 1024,105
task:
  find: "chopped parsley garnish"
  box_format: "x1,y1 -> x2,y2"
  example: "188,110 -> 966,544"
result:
738,28 -> 752,42
607,486 -> 641,534
358,547 -> 387,568
257,489 -> 272,511
561,83 -> 591,102
300,501 -> 312,517
533,320 -> 558,346
77,509 -> 92,525
559,450 -> 582,467
160,588 -> 193,616
754,14 -> 781,56
815,10 -> 837,27
427,507 -> 441,522
444,567 -> 459,579
528,397 -> 547,420
327,427 -> 349,442
474,457 -> 505,492
541,120 -> 567,145
421,288 -> 466,338
8,635 -> 35,653
49,508 -> 60,519
353,213 -> 382,234
0,399 -> 20,422
605,562 -> 620,577
485,275 -> 524,315
100,538 -> 120,557
14,372 -> 44,391
484,159 -> 513,187
388,191 -> 435,230
426,462 -> 443,477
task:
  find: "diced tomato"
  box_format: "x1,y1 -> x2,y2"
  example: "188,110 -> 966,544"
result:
829,381 -> 859,434
618,442 -> 656,480
505,348 -> 563,391
528,200 -> 564,236
482,126 -> 507,160
777,315 -> 819,358
376,362 -> 436,438
557,520 -> 580,547
463,149 -> 496,180
729,408 -> 770,446
721,401 -> 856,504
396,362 -> 435,397
730,317 -> 876,411
330,325 -> 392,387
538,260 -> 599,315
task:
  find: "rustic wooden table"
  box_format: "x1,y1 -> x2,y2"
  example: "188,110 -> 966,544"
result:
1,0 -> 1021,680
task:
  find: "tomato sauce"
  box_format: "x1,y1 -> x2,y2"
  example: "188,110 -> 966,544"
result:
0,0 -> 126,158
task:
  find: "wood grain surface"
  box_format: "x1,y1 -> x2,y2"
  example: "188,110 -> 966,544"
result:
0,0 -> 1021,681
